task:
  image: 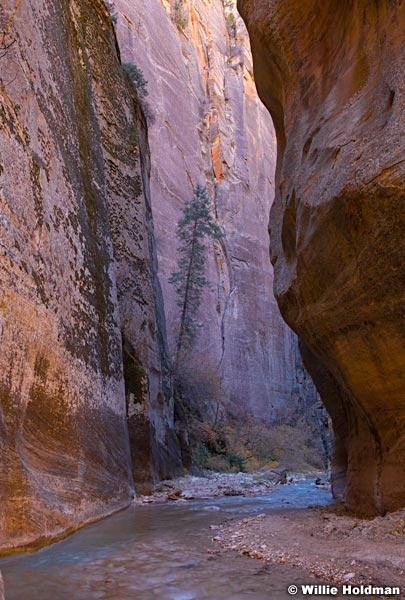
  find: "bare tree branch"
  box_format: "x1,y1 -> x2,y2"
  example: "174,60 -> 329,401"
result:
0,0 -> 21,55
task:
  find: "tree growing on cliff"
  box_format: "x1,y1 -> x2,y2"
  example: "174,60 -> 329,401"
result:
169,185 -> 223,366
122,62 -> 148,98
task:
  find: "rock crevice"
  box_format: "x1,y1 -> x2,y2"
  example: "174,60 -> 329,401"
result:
113,0 -> 324,438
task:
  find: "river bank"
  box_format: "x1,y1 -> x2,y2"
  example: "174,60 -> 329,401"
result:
213,501 -> 405,595
133,469 -> 291,504
138,471 -> 403,594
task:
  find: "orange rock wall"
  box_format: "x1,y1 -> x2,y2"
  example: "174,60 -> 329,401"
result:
238,0 -> 405,514
0,0 -> 180,553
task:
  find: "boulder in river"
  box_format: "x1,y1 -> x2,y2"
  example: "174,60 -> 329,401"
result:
260,469 -> 288,485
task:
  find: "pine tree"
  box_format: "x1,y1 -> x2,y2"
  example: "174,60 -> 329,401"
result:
169,185 -> 223,366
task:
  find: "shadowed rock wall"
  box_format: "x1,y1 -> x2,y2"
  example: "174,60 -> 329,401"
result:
109,66 -> 182,495
0,0 -> 179,553
238,0 -> 405,514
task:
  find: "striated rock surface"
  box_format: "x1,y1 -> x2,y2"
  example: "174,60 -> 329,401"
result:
113,0 -> 324,447
110,75 -> 182,495
0,0 -> 179,553
238,0 -> 405,513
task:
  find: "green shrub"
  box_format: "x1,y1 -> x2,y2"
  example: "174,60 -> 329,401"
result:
227,452 -> 246,472
174,1 -> 187,30
195,443 -> 210,468
225,12 -> 236,32
122,62 -> 149,98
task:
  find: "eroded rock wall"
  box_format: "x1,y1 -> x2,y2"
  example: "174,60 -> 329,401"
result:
113,100 -> 182,494
238,0 -> 405,514
113,0 -> 323,439
0,0 -> 179,553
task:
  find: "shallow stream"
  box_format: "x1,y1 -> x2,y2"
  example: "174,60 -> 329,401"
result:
0,478 -> 332,599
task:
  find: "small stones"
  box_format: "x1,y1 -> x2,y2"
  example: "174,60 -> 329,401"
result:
167,488 -> 182,501
181,490 -> 195,500
135,471 -> 278,505
210,503 -> 405,590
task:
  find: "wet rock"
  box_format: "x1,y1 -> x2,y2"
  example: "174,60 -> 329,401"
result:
0,0 -> 136,554
224,489 -> 244,497
261,469 -> 288,485
181,490 -> 195,500
167,489 -> 182,501
315,477 -> 330,490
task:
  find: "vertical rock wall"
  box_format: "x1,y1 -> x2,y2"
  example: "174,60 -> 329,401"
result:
113,0 -> 322,436
0,0 -> 179,554
238,0 -> 405,514
110,96 -> 182,494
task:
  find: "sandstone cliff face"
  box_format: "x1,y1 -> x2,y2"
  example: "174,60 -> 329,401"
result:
113,0 -> 323,440
238,0 -> 405,514
0,0 -> 179,553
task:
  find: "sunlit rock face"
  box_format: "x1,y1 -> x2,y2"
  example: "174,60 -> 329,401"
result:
238,0 -> 405,514
0,0 -> 179,553
113,0 -> 322,431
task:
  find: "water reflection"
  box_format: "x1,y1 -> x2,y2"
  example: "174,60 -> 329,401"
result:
0,479 -> 332,599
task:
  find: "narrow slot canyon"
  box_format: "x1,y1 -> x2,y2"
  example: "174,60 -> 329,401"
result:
0,1 -> 403,598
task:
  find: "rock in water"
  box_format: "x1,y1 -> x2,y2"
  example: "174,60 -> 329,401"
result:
238,0 -> 405,514
261,469 -> 287,485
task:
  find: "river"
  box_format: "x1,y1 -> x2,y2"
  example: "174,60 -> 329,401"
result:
0,478 -> 332,599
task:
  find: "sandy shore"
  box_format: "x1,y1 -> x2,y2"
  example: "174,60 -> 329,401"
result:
213,502 -> 404,596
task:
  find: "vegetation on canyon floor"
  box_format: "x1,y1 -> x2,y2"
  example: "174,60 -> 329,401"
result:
189,406 -> 329,473
168,185 -> 329,475
171,355 -> 329,474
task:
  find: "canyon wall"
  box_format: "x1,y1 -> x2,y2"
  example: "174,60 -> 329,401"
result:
0,0 -> 179,554
113,0 -> 325,453
238,0 -> 405,514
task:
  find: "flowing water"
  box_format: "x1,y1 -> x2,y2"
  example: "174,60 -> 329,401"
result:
0,478 -> 332,599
